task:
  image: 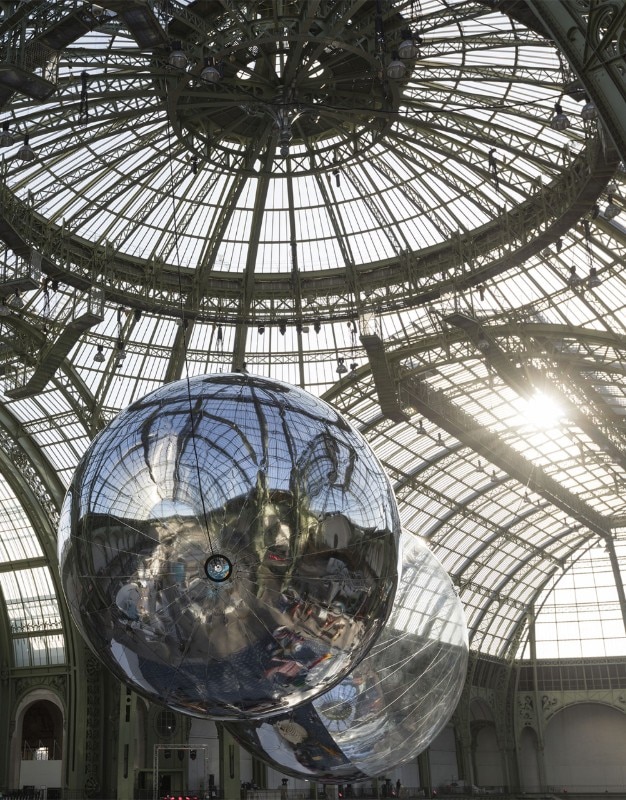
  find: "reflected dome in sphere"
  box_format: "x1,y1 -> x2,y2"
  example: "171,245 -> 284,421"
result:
226,531 -> 468,780
58,373 -> 400,719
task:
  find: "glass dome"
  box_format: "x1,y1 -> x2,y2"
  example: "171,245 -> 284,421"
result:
0,0 -> 624,669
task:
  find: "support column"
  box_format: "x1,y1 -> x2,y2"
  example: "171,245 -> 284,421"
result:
529,609 -> 547,792
417,750 -> 432,797
603,535 -> 626,637
218,723 -> 240,800
456,731 -> 474,789
0,623 -> 12,794
452,691 -> 474,789
116,686 -> 138,800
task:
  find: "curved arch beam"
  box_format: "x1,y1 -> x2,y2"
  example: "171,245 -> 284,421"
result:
526,0 -> 626,161
0,131 -> 616,324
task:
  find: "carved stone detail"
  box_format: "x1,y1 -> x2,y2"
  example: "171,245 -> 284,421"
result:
541,694 -> 560,720
14,673 -> 67,703
518,694 -> 535,726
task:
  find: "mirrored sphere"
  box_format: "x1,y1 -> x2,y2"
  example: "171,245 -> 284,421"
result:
59,373 -> 400,719
226,531 -> 468,780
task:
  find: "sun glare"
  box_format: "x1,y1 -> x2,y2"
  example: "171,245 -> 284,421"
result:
519,390 -> 565,429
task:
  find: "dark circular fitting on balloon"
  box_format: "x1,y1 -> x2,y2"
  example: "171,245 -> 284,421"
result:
204,554 -> 232,582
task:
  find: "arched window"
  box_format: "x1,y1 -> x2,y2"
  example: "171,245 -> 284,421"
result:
22,699 -> 63,761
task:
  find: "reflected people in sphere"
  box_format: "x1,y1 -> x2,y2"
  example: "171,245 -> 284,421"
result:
59,373 -> 401,719
226,531 -> 469,781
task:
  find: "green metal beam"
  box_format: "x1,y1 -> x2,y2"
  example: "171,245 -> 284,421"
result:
526,0 -> 626,161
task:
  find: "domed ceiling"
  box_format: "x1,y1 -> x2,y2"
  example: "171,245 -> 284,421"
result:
0,0 -> 625,667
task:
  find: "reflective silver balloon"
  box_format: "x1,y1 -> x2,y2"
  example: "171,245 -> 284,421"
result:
226,532 -> 468,780
59,373 -> 400,719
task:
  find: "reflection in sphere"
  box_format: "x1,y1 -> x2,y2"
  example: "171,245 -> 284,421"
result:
58,373 -> 400,719
226,532 -> 468,780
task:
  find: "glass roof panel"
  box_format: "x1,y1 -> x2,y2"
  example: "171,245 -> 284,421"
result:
520,542 -> 626,659
0,566 -> 63,640
0,0 -> 624,663
0,475 -> 43,563
13,634 -> 66,669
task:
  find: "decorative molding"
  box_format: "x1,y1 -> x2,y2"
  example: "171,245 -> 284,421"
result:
518,693 -> 535,726
14,673 -> 67,704
84,653 -> 102,797
0,426 -> 59,527
540,694 -> 560,720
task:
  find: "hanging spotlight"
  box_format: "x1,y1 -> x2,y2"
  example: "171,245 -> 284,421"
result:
567,265 -> 581,288
94,344 -> 105,363
336,357 -> 347,375
17,134 -> 35,162
398,29 -> 420,60
580,96 -> 598,121
257,324 -> 265,335
11,289 -> 24,309
116,338 -> 126,363
588,266 -> 601,288
387,51 -> 407,79
0,121 -> 14,147
476,334 -> 490,352
168,41 -> 187,70
0,299 -> 9,317
279,321 -> 286,335
278,117 -> 293,158
201,57 -> 221,83
550,101 -> 570,131
314,319 -> 321,334
604,194 -> 620,219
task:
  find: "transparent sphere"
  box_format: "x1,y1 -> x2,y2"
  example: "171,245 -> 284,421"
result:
58,373 -> 400,719
226,531 -> 468,780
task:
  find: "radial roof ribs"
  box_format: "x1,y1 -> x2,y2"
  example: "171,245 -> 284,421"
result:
399,375 -> 613,541
0,130 -> 617,325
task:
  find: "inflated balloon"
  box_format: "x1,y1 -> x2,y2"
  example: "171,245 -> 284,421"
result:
58,373 -> 400,719
226,532 -> 468,780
